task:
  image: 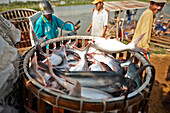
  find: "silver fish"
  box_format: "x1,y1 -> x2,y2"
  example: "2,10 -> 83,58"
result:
89,33 -> 146,53
57,75 -> 113,99
89,53 -> 123,73
56,71 -> 137,94
69,44 -> 91,71
89,59 -> 112,71
125,63 -> 142,88
51,45 -> 70,71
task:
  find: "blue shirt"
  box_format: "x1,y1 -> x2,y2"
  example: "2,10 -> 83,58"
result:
34,14 -> 74,41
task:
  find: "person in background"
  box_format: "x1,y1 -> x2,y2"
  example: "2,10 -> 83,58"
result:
159,14 -> 164,23
86,0 -> 108,37
126,10 -> 133,24
118,18 -> 125,38
131,0 -> 167,61
34,0 -> 80,51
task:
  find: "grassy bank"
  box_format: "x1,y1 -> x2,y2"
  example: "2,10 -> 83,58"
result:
0,0 -> 160,12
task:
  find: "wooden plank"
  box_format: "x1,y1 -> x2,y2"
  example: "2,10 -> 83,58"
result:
37,98 -> 46,113
53,106 -> 64,113
28,91 -> 33,108
162,35 -> 170,40
152,36 -> 170,42
150,42 -> 170,49
151,38 -> 170,44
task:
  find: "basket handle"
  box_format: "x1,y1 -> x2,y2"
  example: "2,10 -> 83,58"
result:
122,64 -> 155,112
60,21 -> 76,36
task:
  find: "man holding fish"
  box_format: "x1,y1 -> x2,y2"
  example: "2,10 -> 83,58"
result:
86,0 -> 108,37
132,0 -> 167,60
34,0 -> 80,50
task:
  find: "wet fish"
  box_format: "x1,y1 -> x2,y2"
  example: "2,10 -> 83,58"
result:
125,63 -> 142,88
89,59 -> 112,71
69,44 -> 91,71
29,56 -> 58,86
55,71 -> 137,94
89,33 -> 146,53
88,53 -> 123,73
32,27 -> 63,66
55,74 -> 113,99
51,45 -> 70,71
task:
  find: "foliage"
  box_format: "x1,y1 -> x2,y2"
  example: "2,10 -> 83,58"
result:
150,48 -> 167,54
0,1 -> 40,12
1,0 -> 160,12
149,43 -> 168,54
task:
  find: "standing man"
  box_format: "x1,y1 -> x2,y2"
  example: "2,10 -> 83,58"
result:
86,0 -> 108,37
34,0 -> 80,50
132,0 -> 167,60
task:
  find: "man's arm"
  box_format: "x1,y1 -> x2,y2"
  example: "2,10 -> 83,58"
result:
86,21 -> 92,33
101,26 -> 107,37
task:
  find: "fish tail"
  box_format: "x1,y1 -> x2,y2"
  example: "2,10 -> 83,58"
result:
69,81 -> 81,97
127,33 -> 146,52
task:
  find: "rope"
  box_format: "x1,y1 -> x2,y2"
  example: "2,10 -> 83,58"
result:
124,100 -> 129,110
102,99 -> 106,113
136,90 -> 144,100
55,94 -> 61,107
80,98 -> 83,113
37,87 -> 45,99
26,78 -> 34,89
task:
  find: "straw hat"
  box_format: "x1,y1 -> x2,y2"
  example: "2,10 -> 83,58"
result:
160,15 -> 164,18
150,0 -> 167,3
92,0 -> 103,4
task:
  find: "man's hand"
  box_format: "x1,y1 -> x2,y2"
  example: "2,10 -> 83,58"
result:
74,25 -> 80,30
86,27 -> 91,33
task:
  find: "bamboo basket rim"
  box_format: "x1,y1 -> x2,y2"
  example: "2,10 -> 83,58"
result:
0,8 -> 37,14
20,35 -> 154,112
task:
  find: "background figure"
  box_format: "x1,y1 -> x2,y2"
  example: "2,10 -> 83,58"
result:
86,0 -> 108,37
34,0 -> 80,51
131,0 -> 167,61
126,10 -> 133,24
118,18 -> 125,38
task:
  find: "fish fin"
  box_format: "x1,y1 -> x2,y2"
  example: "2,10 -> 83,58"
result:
69,81 -> 81,97
31,26 -> 47,45
127,33 -> 146,52
120,56 -> 134,67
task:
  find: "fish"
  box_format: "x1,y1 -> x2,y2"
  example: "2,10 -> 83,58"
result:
69,43 -> 91,71
89,59 -> 112,71
88,53 -> 123,73
55,71 -> 137,94
125,63 -> 142,88
51,45 -> 70,71
30,26 -> 46,46
120,56 -> 134,67
89,33 -> 146,53
46,62 -> 114,99
29,56 -> 57,86
32,27 -> 63,66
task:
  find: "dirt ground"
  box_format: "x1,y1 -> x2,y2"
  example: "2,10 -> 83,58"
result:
148,53 -> 170,113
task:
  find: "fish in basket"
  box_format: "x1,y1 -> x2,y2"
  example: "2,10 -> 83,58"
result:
19,31 -> 155,113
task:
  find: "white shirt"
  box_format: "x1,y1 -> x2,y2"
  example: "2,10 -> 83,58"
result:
92,8 -> 108,36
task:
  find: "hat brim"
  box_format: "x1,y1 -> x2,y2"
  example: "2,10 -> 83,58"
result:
43,9 -> 54,15
92,1 -> 100,4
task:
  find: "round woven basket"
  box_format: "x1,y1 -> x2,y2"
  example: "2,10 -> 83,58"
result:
19,36 -> 155,113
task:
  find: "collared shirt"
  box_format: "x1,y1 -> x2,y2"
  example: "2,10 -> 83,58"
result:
132,8 -> 155,49
91,8 -> 108,36
34,14 -> 74,40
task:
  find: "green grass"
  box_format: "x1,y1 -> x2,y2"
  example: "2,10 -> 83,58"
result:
149,43 -> 168,54
150,48 -> 167,54
0,0 -> 158,12
0,1 -> 39,12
